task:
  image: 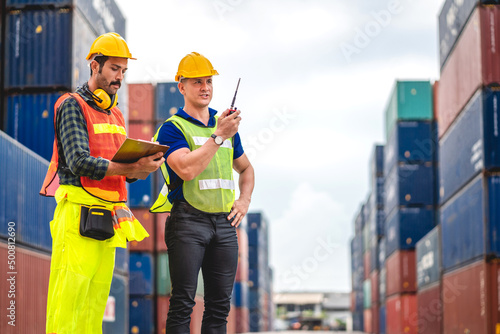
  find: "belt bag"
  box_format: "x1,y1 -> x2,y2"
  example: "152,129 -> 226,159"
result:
79,205 -> 114,240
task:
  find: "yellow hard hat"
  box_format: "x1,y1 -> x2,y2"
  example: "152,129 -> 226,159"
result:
175,52 -> 219,82
86,32 -> 136,60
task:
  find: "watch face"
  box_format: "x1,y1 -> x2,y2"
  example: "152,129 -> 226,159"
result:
215,136 -> 224,145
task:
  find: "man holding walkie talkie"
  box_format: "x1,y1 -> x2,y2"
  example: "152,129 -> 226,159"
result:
151,52 -> 255,333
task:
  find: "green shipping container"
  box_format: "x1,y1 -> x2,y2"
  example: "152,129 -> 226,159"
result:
385,80 -> 433,139
363,279 -> 371,309
156,252 -> 205,297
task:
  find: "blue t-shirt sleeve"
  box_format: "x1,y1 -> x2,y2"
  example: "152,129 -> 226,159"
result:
156,122 -> 189,159
233,132 -> 244,159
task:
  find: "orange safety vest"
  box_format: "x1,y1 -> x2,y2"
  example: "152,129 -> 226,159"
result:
40,92 -> 127,202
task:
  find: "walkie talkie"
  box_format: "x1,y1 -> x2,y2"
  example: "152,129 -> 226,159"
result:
228,78 -> 241,115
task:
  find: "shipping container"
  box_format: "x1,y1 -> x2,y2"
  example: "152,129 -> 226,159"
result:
114,247 -> 128,275
416,226 -> 441,289
370,236 -> 379,272
156,252 -> 171,296
363,308 -> 372,334
236,227 -> 249,282
156,295 -> 170,334
128,174 -> 154,208
417,282 -> 442,334
363,278 -> 372,309
363,250 -> 371,280
129,252 -> 154,296
155,212 -> 169,252
227,306 -> 236,334
354,204 -> 365,234
352,264 -> 365,293
441,173 -> 500,271
362,221 -> 371,255
233,281 -> 249,308
156,82 -> 184,121
371,144 -> 384,179
129,296 -> 154,334
379,304 -> 386,334
128,121 -> 154,141
370,177 -> 384,212
128,83 -> 155,122
370,270 -> 379,306
4,4 -> 125,90
235,307 -> 250,333
103,273 -> 128,334
247,212 -> 268,247
379,268 -> 386,305
371,304 -> 380,334
442,259 -> 500,334
438,0 -> 500,69
0,243 -> 50,334
378,237 -> 386,268
128,208 -> 154,251
4,92 -> 59,161
385,81 -> 434,140
437,6 -> 500,138
0,130 -> 56,251
352,311 -> 364,332
384,163 -> 436,217
385,207 -> 436,257
386,293 -> 417,334
439,88 -> 500,204
386,250 -> 417,296
369,208 -> 385,239
384,121 -> 436,173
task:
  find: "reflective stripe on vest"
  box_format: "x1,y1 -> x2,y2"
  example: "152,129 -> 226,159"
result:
150,115 -> 235,213
40,92 -> 127,202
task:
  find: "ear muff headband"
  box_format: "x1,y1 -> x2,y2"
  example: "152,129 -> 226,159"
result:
91,89 -> 117,110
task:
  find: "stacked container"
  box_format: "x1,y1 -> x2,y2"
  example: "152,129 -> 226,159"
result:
246,212 -> 273,332
233,218 -> 251,333
2,0 -> 128,161
350,207 -> 365,332
437,1 -> 500,332
382,80 -> 437,334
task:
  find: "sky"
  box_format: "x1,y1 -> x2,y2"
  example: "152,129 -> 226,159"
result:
115,0 -> 444,293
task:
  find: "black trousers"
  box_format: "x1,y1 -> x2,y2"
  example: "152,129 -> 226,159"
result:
165,201 -> 239,334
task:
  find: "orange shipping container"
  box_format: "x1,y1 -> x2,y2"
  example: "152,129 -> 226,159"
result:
386,293 -> 417,334
437,6 -> 500,138
155,212 -> 169,252
370,270 -> 379,306
0,242 -> 51,334
386,250 -> 416,296
157,295 -> 204,334
442,259 -> 500,334
128,121 -> 154,142
235,307 -> 250,333
417,282 -> 442,334
364,308 -> 373,333
129,83 -> 155,122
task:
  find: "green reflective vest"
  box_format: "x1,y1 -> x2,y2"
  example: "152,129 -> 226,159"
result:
150,115 -> 235,213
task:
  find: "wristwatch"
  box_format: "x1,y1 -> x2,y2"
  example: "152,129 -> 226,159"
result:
211,134 -> 224,145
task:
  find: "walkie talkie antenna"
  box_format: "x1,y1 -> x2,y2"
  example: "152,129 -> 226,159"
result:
230,78 -> 241,111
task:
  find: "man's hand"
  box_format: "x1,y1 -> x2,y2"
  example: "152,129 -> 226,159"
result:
214,109 -> 241,141
228,197 -> 251,227
126,152 -> 164,179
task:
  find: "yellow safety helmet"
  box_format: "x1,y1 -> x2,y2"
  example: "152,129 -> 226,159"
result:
86,32 -> 136,60
175,52 -> 219,82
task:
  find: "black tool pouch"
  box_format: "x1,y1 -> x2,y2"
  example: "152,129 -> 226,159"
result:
79,205 -> 114,241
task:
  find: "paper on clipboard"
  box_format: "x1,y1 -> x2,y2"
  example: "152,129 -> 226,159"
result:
112,138 -> 169,163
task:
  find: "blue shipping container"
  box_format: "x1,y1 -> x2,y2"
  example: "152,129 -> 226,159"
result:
384,163 -> 436,216
128,174 -> 153,208
352,311 -> 364,331
369,208 -> 385,238
156,82 -> 185,121
103,274 -> 128,334
114,247 -> 129,275
384,121 -> 436,173
439,88 -> 500,205
385,207 -> 436,257
370,236 -> 379,272
129,252 -> 154,295
379,267 -> 386,304
371,144 -> 384,178
440,173 -> 500,271
0,130 -> 56,251
354,204 -> 365,234
371,177 -> 384,210
129,297 -> 154,334
416,225 -> 441,289
378,237 -> 386,267
438,0 -> 500,69
233,281 -> 248,308
5,93 -> 60,161
248,287 -> 263,310
247,212 -> 269,247
379,305 -> 386,334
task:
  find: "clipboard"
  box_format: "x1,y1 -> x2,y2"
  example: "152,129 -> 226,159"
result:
112,138 -> 169,163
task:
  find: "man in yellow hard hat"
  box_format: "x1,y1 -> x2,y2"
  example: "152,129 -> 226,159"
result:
40,32 -> 164,334
151,52 -> 255,333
